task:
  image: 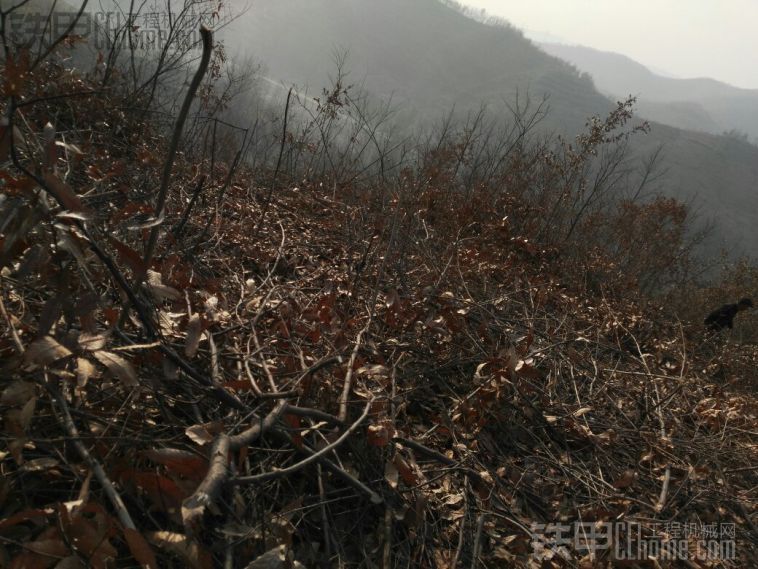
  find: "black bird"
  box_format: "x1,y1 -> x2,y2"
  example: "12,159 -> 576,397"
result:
704,297 -> 753,331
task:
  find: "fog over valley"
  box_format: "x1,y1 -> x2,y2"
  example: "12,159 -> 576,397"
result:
218,0 -> 758,261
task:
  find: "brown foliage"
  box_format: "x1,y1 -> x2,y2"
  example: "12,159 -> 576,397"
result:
0,6 -> 755,568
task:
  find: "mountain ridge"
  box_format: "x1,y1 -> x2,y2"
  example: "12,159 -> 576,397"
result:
539,41 -> 758,142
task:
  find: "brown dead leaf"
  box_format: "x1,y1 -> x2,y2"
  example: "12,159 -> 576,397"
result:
24,336 -> 72,367
613,469 -> 637,489
107,236 -> 147,275
120,471 -> 186,518
146,270 -> 181,301
244,545 -> 306,569
158,310 -> 180,335
1,381 -> 35,406
393,454 -> 419,486
10,538 -> 69,569
443,493 -> 464,507
5,396 -> 38,435
93,351 -> 138,387
514,359 -> 541,380
19,457 -> 59,472
6,435 -> 27,465
367,423 -> 392,447
385,459 -> 399,489
124,527 -> 159,569
54,556 -> 86,568
185,421 -> 224,446
203,296 -> 219,318
142,448 -> 208,481
433,549 -> 456,568
0,509 -> 51,533
357,364 -> 390,379
0,120 -> 10,162
43,172 -> 83,211
56,227 -> 91,275
572,407 -> 593,417
57,503 -> 118,569
76,358 -> 98,387
184,314 -> 202,358
146,531 -> 212,569
77,333 -> 108,352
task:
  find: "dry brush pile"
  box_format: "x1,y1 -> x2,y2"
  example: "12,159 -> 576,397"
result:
1,16 -> 757,569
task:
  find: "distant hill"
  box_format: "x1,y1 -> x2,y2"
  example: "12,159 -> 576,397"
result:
222,0 -> 758,260
223,0 -> 614,133
539,42 -> 758,142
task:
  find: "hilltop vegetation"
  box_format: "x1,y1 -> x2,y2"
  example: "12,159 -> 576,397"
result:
0,1 -> 756,567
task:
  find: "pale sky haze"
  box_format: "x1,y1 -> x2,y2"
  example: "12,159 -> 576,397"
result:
459,0 -> 758,90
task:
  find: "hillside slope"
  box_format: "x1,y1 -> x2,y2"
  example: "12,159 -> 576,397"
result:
224,0 -> 611,133
223,0 -> 758,260
2,5 -> 757,566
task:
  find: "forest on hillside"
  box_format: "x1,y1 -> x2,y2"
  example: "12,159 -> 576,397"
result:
217,0 -> 758,264
0,1 -> 756,567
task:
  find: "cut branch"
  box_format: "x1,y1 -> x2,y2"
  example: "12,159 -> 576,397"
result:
182,434 -> 230,533
235,399 -> 372,484
338,319 -> 371,422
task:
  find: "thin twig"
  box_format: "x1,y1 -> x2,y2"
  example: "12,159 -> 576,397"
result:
229,400 -> 288,451
235,399 -> 372,484
31,0 -> 89,69
251,326 -> 279,393
275,430 -> 382,504
254,87 -> 293,237
181,434 -> 230,533
46,384 -> 136,530
0,283 -> 24,353
452,480 -> 469,568
284,405 -> 344,427
143,26 -> 213,269
338,318 -> 371,422
173,174 -> 206,239
471,514 -> 485,569
382,506 -> 392,569
317,464 -> 333,561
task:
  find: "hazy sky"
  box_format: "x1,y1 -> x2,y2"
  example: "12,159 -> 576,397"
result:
460,0 -> 758,89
